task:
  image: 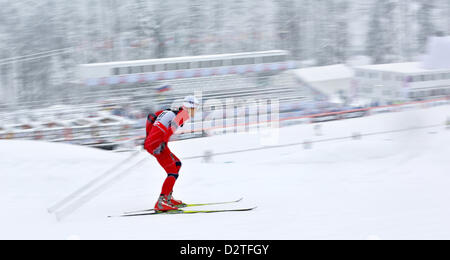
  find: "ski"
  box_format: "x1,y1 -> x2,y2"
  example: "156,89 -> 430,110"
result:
108,206 -> 257,218
122,197 -> 244,215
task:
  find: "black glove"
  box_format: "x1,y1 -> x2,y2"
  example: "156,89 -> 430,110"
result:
153,142 -> 167,155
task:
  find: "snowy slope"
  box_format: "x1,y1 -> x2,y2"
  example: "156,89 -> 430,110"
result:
1,105 -> 450,240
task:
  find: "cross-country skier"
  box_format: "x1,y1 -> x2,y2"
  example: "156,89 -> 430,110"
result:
144,96 -> 200,211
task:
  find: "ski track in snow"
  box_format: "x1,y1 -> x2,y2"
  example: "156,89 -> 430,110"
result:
1,105 -> 450,239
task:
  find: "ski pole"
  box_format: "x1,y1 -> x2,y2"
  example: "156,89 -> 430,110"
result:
54,157 -> 148,221
47,148 -> 143,214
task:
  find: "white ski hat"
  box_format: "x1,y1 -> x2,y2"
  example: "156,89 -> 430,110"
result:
183,96 -> 200,108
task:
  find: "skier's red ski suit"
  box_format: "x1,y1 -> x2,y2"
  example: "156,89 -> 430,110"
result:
144,108 -> 190,196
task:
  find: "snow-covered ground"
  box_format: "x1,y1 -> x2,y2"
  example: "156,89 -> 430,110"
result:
1,105 -> 449,240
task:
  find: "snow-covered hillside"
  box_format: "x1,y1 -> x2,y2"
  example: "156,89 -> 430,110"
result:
1,105 -> 449,239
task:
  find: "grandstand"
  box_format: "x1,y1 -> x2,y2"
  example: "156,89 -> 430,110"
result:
1,50 -> 305,110
0,50 -> 314,148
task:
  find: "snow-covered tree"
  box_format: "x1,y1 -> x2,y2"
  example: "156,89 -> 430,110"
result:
2,0 -> 450,107
417,0 -> 437,53
366,0 -> 400,64
310,0 -> 351,65
275,0 -> 302,59
334,0 -> 350,63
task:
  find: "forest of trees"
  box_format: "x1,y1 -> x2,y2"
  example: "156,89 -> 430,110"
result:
0,0 -> 449,106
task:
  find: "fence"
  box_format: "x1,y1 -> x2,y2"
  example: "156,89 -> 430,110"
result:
1,96 -> 449,149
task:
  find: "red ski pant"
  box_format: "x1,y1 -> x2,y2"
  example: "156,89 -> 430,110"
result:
145,130 -> 182,196
145,132 -> 182,174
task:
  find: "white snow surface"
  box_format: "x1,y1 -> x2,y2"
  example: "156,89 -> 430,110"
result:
1,105 -> 450,240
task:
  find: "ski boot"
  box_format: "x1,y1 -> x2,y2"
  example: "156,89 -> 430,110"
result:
168,192 -> 187,208
154,194 -> 179,212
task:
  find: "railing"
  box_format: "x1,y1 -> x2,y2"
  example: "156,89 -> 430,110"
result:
3,96 -> 446,151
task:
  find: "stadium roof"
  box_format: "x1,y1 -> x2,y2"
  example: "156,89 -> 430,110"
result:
355,62 -> 450,74
293,64 -> 354,82
81,50 -> 288,67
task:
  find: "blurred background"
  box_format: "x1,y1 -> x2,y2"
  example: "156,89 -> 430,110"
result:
0,0 -> 449,150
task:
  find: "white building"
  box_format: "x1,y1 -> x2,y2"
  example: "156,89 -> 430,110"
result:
353,62 -> 450,104
353,37 -> 450,105
293,64 -> 354,103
